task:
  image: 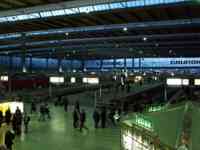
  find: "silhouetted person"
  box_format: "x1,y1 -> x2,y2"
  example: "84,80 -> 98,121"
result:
64,97 -> 69,112
79,109 -> 88,132
39,104 -> 45,121
126,82 -> 131,93
73,108 -> 79,128
15,107 -> 22,135
101,107 -> 107,128
0,111 -> 3,127
44,103 -> 51,119
5,130 -> 15,150
108,109 -> 115,126
24,113 -> 30,133
93,109 -> 100,128
75,101 -> 80,113
5,109 -> 11,125
30,101 -> 36,113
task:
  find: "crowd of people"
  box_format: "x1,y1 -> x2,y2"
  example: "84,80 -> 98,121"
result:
0,106 -> 30,150
0,95 -> 123,150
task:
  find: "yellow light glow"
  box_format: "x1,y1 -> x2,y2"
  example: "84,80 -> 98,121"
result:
0,102 -> 24,115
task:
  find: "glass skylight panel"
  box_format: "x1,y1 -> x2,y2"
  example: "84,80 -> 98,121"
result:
79,6 -> 94,13
64,8 -> 76,15
51,9 -> 66,16
0,0 -> 188,23
40,11 -> 53,18
94,4 -> 109,11
71,8 -> 80,13
126,1 -> 135,7
110,2 -> 124,9
0,17 -> 8,23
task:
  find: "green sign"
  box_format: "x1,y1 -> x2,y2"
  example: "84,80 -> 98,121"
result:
135,115 -> 153,131
148,105 -> 163,112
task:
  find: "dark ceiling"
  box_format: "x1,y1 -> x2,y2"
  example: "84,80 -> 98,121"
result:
0,1 -> 200,59
0,0 -> 73,10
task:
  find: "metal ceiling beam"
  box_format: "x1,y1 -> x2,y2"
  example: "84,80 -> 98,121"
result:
1,34 -> 200,50
0,18 -> 200,40
26,18 -> 200,36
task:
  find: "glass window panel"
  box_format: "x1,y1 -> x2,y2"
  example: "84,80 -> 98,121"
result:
126,58 -> 133,68
84,60 -> 101,68
102,59 -> 114,68
116,59 -> 124,68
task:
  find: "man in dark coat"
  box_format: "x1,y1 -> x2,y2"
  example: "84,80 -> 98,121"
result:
100,107 -> 107,128
5,130 -> 15,150
73,108 -> 79,128
93,109 -> 100,128
5,109 -> 11,125
64,97 -> 69,112
79,109 -> 88,132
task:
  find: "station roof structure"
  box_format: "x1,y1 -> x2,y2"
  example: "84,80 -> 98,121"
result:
0,0 -> 199,59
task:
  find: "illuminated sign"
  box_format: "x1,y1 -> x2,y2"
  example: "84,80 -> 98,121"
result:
148,106 -> 163,112
182,79 -> 189,86
166,78 -> 189,86
70,77 -> 76,83
82,77 -> 99,84
134,76 -> 143,83
0,76 -> 8,81
50,76 -> 64,84
135,115 -> 153,131
194,79 -> 200,85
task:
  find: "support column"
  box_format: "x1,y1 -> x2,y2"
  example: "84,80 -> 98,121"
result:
29,56 -> 32,73
21,33 -> 27,73
132,58 -> 135,70
46,58 -> 49,70
124,58 -> 127,71
58,58 -> 63,73
139,57 -> 142,73
9,55 -> 13,72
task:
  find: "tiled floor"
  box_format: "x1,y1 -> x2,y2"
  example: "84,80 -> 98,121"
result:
13,106 -> 121,150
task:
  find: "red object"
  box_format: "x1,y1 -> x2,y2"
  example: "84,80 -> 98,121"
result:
2,74 -> 49,90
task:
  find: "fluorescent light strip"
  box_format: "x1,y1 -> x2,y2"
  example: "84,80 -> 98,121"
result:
0,0 -> 188,23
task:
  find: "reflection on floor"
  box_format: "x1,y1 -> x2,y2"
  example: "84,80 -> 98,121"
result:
13,105 -> 120,150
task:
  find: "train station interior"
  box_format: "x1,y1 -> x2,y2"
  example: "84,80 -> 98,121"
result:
0,0 -> 199,150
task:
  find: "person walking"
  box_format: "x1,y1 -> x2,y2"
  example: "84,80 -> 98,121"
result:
24,113 -> 30,133
73,108 -> 79,128
100,107 -> 107,128
79,109 -> 88,132
5,130 -> 15,150
93,109 -> 100,128
64,97 -> 69,112
5,109 -> 11,125
30,101 -> 36,113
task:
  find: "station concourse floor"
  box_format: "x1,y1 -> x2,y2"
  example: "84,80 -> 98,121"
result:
13,105 -> 121,150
